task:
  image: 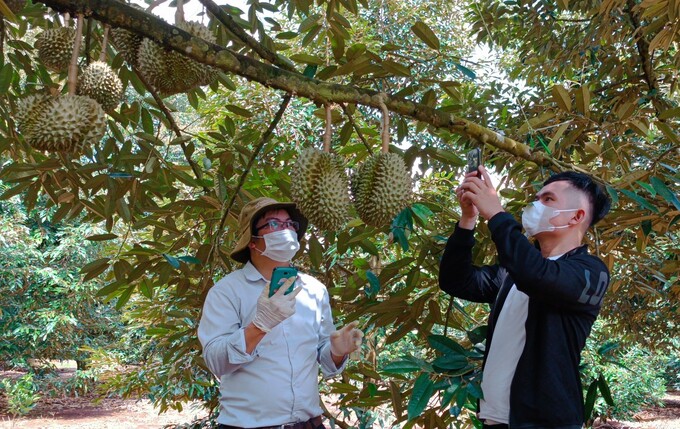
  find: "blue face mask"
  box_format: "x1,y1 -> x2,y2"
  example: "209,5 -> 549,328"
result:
253,229 -> 300,262
521,201 -> 578,237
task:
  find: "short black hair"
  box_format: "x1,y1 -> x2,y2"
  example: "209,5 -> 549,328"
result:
544,171 -> 611,227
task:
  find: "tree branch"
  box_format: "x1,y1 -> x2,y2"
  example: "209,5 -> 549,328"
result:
197,0 -> 296,72
131,65 -> 210,194
202,94 -> 292,296
37,0 -> 550,167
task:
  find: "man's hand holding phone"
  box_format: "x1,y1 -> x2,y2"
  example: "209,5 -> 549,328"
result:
460,166 -> 504,222
253,276 -> 301,333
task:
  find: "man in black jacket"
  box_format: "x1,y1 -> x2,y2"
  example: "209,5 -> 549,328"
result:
439,168 -> 611,429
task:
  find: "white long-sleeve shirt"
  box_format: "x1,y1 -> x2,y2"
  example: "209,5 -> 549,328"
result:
197,262 -> 344,427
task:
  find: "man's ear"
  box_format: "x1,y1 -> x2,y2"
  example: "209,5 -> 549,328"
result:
571,209 -> 587,226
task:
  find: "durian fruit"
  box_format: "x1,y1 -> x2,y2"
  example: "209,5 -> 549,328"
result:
110,28 -> 143,65
15,93 -> 51,136
137,21 -> 218,96
77,61 -> 124,111
291,147 -> 351,231
35,28 -> 76,72
21,95 -> 107,153
351,152 -> 412,227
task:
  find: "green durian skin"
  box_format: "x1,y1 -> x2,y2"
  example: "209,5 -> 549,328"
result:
35,28 -> 76,72
21,95 -> 106,153
77,61 -> 124,112
291,147 -> 351,231
136,21 -> 218,96
352,152 -> 412,227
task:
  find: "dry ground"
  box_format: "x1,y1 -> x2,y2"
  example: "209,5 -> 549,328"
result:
1,368 -> 678,428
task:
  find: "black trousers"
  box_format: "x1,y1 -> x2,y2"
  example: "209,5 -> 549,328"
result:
482,424 -> 509,429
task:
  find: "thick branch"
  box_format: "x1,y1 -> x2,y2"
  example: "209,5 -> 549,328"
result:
38,0 -> 548,166
197,0 -> 296,72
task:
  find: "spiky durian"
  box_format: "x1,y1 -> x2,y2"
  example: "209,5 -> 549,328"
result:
35,28 -> 76,72
137,21 -> 218,96
290,148 -> 351,231
16,93 -> 51,135
24,95 -> 106,153
110,28 -> 143,65
351,152 -> 412,227
77,61 -> 124,111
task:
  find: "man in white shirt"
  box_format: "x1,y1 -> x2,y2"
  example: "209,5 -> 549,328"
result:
198,197 -> 363,429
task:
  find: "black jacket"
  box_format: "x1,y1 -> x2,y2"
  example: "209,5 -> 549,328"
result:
439,212 -> 609,429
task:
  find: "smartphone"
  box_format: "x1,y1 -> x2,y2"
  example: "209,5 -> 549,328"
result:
467,147 -> 482,177
269,266 -> 298,297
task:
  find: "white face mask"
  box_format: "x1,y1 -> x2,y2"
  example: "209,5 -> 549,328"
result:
254,229 -> 300,262
521,201 -> 578,237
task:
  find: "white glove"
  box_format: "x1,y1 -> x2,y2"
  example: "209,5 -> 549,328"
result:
330,321 -> 364,357
252,277 -> 300,333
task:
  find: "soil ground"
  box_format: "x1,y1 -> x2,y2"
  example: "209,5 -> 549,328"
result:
1,369 -> 678,428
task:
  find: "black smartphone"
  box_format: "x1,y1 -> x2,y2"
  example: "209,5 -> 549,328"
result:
467,147 -> 482,176
269,266 -> 298,297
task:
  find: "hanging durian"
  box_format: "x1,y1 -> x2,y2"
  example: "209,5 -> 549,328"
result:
77,60 -> 123,112
19,15 -> 107,153
16,93 -> 51,136
110,28 -> 143,65
109,4 -> 144,65
137,16 -> 218,96
290,105 -> 351,231
35,27 -> 76,72
26,94 -> 107,152
351,99 -> 412,227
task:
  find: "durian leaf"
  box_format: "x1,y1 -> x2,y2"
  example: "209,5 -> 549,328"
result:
0,63 -> 13,94
308,234 -> 323,269
365,270 -> 380,298
410,21 -> 440,50
407,373 -> 435,421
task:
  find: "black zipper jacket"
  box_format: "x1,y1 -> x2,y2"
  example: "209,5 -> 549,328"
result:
439,212 -> 609,429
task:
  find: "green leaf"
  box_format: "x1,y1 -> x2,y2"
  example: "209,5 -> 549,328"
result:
411,203 -> 434,226
116,285 -> 136,310
86,233 -> 118,241
410,21 -> 440,50
650,177 -> 680,209
177,256 -> 202,264
428,335 -> 467,355
141,108 -> 154,134
80,257 -> 111,275
289,53 -> 324,65
382,360 -> 421,374
407,373 -> 435,421
597,375 -> 615,406
308,235 -> 323,269
163,253 -> 181,269
432,353 -> 467,371
225,104 -> 253,118
365,270 -> 380,298
618,189 -> 660,213
584,379 -> 598,422
0,63 -> 13,94
454,62 -> 476,80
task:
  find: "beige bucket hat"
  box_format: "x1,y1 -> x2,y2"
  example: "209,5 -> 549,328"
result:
230,197 -> 308,263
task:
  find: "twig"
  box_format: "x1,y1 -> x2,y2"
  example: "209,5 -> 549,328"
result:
202,94 -> 292,295
67,14 -> 84,95
340,104 -> 371,151
197,0 -> 296,71
99,25 -> 109,62
131,65 -> 209,194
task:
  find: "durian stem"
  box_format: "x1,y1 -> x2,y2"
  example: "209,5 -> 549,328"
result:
379,97 -> 390,154
67,13 -> 84,95
99,25 -> 109,62
175,0 -> 184,24
323,104 -> 332,153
